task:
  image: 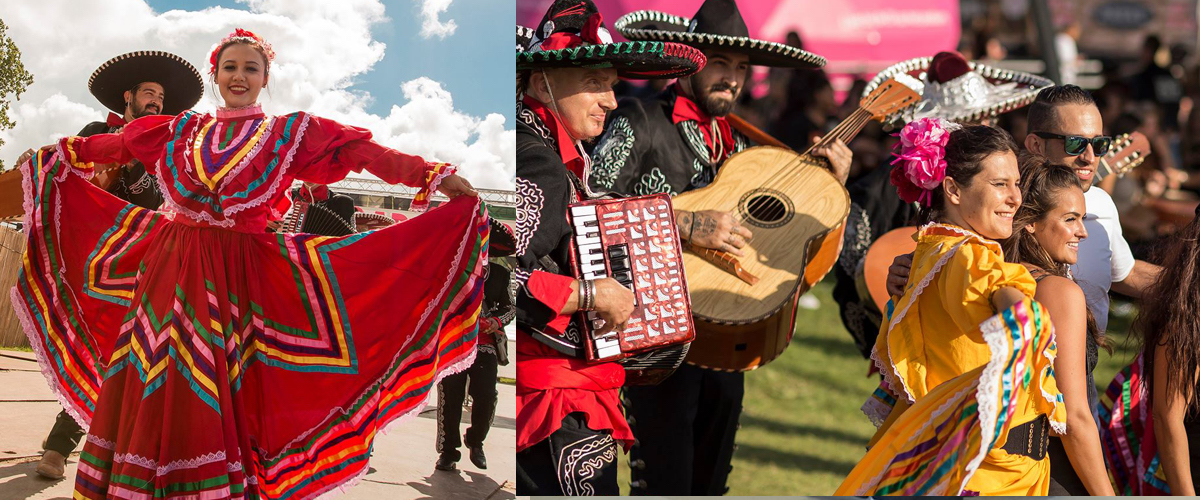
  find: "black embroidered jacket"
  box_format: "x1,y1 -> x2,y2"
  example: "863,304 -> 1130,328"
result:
589,87 -> 749,197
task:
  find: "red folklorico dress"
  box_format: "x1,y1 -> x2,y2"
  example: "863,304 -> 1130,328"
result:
11,103 -> 488,499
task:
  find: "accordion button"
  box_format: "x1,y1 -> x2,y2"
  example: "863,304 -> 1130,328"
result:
631,459 -> 646,470
631,480 -> 648,490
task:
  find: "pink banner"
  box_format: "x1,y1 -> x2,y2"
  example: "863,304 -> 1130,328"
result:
518,0 -> 961,77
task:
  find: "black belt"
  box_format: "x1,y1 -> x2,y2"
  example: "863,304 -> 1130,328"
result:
1002,414 -> 1049,460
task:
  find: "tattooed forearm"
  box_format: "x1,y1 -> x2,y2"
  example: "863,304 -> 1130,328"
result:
676,210 -> 693,241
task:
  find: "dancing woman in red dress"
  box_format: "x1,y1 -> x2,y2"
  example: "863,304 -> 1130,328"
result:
12,29 -> 487,499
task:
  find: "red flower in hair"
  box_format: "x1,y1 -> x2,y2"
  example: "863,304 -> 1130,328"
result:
208,28 -> 276,75
889,117 -> 953,206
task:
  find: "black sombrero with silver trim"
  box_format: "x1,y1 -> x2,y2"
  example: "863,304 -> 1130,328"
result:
614,0 -> 825,69
517,25 -> 535,53
517,0 -> 705,80
488,215 -> 518,257
88,51 -> 203,116
864,51 -> 1054,130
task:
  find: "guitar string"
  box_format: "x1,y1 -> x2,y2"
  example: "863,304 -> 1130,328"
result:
735,109 -> 871,226
735,85 -> 893,224
734,107 -> 874,225
733,108 -> 867,223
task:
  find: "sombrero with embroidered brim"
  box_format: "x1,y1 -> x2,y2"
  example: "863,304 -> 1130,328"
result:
88,51 -> 202,116
517,25 -> 535,53
488,215 -> 518,257
517,0 -> 705,80
864,51 -> 1054,130
614,0 -> 825,69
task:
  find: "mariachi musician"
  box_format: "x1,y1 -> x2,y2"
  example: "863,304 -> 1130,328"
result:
589,0 -> 851,494
512,0 -> 705,495
17,50 -> 203,481
832,51 -> 1052,362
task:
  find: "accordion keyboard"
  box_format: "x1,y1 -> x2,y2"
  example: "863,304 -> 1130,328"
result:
567,194 -> 694,363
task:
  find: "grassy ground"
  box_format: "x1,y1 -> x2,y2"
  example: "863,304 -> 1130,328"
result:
617,279 -> 1142,495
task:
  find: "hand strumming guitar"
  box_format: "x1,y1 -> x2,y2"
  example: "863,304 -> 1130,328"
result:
676,209 -> 754,257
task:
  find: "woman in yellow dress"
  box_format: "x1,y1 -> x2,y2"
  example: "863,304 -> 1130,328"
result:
837,120 -> 1066,496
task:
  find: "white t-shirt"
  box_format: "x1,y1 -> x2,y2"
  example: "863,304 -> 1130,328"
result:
1070,187 -> 1135,333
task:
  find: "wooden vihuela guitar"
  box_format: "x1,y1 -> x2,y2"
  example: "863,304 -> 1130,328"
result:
678,77 -> 920,371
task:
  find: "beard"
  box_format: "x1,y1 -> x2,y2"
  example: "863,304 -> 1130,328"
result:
131,100 -> 162,118
693,78 -> 739,117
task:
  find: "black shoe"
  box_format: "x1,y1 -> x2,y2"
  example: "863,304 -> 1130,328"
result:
435,454 -> 457,471
468,444 -> 487,469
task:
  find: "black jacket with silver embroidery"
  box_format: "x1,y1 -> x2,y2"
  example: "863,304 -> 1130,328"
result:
589,87 -> 749,197
832,161 -> 919,358
514,100 -> 587,357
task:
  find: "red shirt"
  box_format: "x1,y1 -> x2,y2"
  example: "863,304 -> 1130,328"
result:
515,96 -> 632,452
671,84 -> 736,165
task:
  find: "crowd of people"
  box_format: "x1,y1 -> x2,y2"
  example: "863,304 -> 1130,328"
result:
515,0 -> 1200,496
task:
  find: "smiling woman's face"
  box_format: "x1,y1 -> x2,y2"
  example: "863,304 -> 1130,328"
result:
1028,186 -> 1088,264
215,43 -> 267,108
943,150 -> 1022,240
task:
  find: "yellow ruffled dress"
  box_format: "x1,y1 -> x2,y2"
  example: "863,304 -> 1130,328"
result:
836,223 -> 1067,496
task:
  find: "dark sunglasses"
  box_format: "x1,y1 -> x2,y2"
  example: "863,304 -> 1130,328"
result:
1032,131 -> 1112,156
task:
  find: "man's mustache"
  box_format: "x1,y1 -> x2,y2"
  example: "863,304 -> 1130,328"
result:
709,83 -> 737,94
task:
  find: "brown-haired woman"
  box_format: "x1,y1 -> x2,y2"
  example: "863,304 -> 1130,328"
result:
838,122 -> 1066,495
1135,208 -> 1200,495
1001,161 -> 1114,495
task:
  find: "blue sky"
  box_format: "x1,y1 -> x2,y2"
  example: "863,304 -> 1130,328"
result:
146,0 -> 513,119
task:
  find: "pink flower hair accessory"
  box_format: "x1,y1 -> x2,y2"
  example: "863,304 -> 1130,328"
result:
889,117 -> 959,206
208,28 -> 276,75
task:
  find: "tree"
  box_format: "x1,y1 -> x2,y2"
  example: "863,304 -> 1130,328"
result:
0,19 -> 33,171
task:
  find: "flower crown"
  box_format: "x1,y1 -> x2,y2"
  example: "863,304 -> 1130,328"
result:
208,28 -> 275,75
889,117 -> 961,207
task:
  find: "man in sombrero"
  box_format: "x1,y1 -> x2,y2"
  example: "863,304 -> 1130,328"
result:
27,50 -> 202,480
588,0 -> 850,494
513,0 -> 705,494
833,51 -> 1053,364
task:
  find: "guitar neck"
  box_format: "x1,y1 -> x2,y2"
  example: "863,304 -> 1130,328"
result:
803,108 -> 871,155
1096,157 -> 1114,181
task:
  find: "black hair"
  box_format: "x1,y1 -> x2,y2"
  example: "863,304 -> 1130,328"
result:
1027,85 -> 1097,133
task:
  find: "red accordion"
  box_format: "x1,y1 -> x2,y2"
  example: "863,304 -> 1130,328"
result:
566,194 -> 695,372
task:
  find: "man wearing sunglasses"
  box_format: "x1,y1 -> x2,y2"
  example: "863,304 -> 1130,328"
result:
1024,84 -> 1160,333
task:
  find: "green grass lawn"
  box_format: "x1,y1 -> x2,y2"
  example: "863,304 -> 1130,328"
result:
618,279 -> 1142,495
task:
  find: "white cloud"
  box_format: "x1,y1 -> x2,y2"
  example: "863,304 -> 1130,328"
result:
0,0 -> 511,189
417,0 -> 457,39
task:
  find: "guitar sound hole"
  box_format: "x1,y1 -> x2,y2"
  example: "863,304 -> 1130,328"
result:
738,189 -> 794,228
